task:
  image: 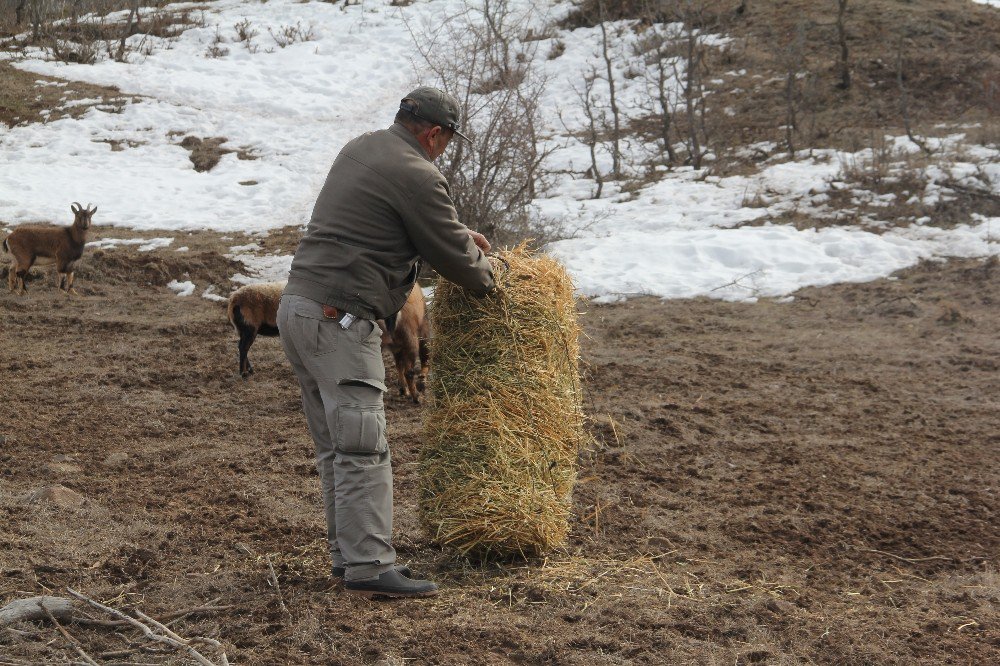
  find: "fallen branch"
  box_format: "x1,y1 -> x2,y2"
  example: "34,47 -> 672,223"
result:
66,587 -> 225,666
0,596 -> 74,627
73,601 -> 233,628
42,605 -> 99,666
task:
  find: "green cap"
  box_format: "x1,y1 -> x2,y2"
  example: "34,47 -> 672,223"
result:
399,86 -> 470,142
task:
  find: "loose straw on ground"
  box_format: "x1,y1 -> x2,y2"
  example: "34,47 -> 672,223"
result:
420,246 -> 584,557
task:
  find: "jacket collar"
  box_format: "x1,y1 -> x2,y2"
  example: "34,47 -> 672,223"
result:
389,123 -> 432,162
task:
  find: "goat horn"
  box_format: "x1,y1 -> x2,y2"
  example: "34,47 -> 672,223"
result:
71,201 -> 82,210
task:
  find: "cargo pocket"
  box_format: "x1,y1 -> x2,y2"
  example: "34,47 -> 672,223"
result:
335,378 -> 388,455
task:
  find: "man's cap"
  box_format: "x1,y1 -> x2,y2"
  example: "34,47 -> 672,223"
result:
399,86 -> 470,142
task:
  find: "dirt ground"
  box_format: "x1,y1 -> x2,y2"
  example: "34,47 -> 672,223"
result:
0,233 -> 998,665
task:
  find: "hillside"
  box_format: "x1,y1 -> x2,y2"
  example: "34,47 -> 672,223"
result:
0,1 -> 998,665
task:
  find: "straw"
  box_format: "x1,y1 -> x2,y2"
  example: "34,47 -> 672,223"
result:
419,245 -> 584,557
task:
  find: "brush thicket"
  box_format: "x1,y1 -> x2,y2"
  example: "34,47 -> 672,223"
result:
419,246 -> 584,557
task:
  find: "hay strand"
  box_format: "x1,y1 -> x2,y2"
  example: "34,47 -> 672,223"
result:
420,245 -> 584,557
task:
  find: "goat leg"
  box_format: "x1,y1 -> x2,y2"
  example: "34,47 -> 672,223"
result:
392,351 -> 407,397
406,369 -> 420,404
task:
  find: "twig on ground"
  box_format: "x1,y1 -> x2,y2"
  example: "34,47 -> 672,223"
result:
864,548 -> 953,563
41,605 -> 98,666
66,587 -> 224,666
163,598 -> 233,627
869,295 -> 918,311
265,554 -> 289,616
946,182 -> 1000,201
711,269 -> 764,294
101,641 -> 173,657
73,616 -> 130,627
3,626 -> 39,638
74,600 -> 232,629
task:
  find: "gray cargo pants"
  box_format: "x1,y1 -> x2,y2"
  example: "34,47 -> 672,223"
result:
277,294 -> 396,582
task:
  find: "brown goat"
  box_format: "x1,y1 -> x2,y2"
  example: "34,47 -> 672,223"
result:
379,286 -> 431,403
3,203 -> 96,295
228,282 -> 430,401
227,281 -> 284,378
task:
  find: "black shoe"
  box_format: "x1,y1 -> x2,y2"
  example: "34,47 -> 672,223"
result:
332,564 -> 412,579
344,569 -> 438,599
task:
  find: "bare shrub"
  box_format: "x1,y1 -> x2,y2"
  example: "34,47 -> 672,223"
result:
835,0 -> 850,90
837,132 -> 899,189
4,1 -> 202,64
671,2 -> 713,169
633,19 -> 681,166
404,0 -> 553,247
561,68 -> 605,199
595,0 -> 621,175
895,34 -> 932,156
780,22 -> 806,159
233,17 -> 258,53
547,38 -> 565,60
268,21 -> 315,49
204,25 -> 229,59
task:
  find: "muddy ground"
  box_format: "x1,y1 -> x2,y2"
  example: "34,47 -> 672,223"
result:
0,233 -> 997,665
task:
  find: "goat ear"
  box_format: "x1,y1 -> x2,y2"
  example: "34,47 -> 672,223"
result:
71,202 -> 81,213
89,206 -> 98,215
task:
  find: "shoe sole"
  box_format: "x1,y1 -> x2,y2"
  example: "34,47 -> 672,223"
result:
346,587 -> 439,599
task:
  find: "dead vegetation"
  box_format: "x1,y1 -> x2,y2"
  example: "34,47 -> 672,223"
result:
554,0 -> 1000,231
176,135 -> 259,172
564,0 -> 999,152
0,61 -> 130,127
1,0 -> 205,63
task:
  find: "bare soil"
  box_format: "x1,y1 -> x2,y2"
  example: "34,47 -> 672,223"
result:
0,236 -> 997,665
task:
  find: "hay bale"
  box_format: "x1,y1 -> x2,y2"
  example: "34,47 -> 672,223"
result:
420,246 -> 584,557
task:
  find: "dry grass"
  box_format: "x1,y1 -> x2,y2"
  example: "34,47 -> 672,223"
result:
0,62 -> 132,127
420,246 -> 585,557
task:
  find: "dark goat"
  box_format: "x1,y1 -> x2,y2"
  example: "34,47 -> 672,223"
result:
227,282 -> 284,377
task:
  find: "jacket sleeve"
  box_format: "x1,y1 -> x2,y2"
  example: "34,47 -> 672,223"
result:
399,172 -> 495,294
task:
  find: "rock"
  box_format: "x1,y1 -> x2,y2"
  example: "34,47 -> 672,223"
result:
104,452 -> 129,467
0,596 -> 74,627
766,598 -> 797,614
52,454 -> 75,463
25,485 -> 86,509
47,461 -> 83,474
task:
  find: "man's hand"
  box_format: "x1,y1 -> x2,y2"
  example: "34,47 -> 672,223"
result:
468,230 -> 491,254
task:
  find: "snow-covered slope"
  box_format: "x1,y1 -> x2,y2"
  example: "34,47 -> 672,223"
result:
1,0 -> 997,302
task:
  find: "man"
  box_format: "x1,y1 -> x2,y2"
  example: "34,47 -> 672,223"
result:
277,87 -> 495,599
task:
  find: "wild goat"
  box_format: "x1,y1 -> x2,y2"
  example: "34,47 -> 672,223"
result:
228,282 -> 431,402
379,286 -> 431,404
3,203 -> 96,295
227,281 -> 284,378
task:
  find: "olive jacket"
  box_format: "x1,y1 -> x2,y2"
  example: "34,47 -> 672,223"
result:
283,123 -> 495,320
